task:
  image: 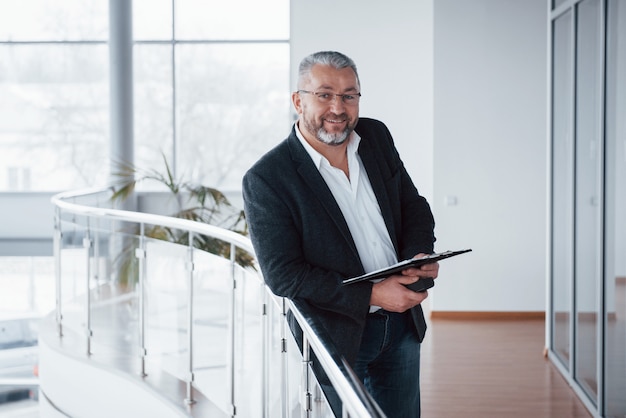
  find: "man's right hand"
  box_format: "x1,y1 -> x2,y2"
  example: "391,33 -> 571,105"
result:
370,275 -> 429,312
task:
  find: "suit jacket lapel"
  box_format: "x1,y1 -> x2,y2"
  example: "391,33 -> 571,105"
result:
358,136 -> 400,255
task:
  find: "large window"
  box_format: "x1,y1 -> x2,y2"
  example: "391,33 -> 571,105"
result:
133,0 -> 290,191
0,0 -> 290,192
0,2 -> 109,191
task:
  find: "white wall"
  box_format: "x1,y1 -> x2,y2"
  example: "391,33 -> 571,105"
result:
0,193 -> 55,238
291,0 -> 548,312
290,0 -> 435,202
0,192 -> 55,255
431,0 -> 547,311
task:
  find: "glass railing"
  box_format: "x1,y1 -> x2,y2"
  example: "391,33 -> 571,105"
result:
49,187 -> 384,418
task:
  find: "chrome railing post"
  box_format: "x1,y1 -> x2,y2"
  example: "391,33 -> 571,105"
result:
54,206 -> 63,337
136,222 -> 147,377
281,297 -> 289,418
184,231 -> 196,405
83,220 -> 93,355
93,220 -> 100,293
262,290 -> 269,418
229,242 -> 237,417
301,337 -> 312,418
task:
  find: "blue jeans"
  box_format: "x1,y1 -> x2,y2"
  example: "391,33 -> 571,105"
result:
353,310 -> 422,417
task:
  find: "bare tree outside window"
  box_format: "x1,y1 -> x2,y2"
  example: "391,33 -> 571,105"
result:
0,0 -> 290,193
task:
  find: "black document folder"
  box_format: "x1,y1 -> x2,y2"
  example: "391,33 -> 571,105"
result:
342,249 -> 472,286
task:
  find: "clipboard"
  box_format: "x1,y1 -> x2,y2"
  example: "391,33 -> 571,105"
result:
342,249 -> 472,286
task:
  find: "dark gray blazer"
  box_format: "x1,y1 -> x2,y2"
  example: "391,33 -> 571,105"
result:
242,117 -> 435,365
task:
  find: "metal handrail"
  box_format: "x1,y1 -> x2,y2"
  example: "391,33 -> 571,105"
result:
289,300 -> 385,418
51,188 -> 255,256
50,187 -> 382,417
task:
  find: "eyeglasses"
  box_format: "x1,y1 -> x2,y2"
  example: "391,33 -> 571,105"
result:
297,90 -> 361,105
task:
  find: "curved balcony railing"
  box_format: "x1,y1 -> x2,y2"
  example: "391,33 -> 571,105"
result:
46,187 -> 384,417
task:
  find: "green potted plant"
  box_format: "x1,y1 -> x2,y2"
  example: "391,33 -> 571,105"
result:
110,154 -> 255,287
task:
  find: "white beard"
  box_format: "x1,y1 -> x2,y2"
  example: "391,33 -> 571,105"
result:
317,128 -> 349,146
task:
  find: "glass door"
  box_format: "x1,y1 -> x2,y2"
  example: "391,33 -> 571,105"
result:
604,0 -> 626,415
550,0 -> 626,416
551,8 -> 574,370
573,0 -> 603,403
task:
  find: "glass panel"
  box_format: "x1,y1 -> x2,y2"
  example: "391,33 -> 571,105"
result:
189,247 -> 234,414
0,44 -> 109,191
133,0 -> 173,41
551,10 -> 574,368
0,1 -> 108,41
90,228 -> 142,360
134,44 -> 174,184
144,239 -> 189,377
143,239 -> 263,414
188,251 -> 234,415
574,0 -> 602,402
604,0 -> 626,415
232,265 -> 265,416
57,221 -> 91,338
176,43 -> 290,191
176,0 -> 289,40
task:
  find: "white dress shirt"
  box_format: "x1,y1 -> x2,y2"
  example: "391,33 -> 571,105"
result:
295,124 -> 397,310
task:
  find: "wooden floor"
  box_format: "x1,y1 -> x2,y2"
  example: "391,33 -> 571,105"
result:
420,316 -> 592,418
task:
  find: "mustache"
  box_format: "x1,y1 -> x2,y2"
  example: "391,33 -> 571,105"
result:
323,113 -> 349,121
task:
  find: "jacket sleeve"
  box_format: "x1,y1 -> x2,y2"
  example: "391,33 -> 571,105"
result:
242,163 -> 372,321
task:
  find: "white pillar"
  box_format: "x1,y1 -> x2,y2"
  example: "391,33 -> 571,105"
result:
109,0 -> 136,211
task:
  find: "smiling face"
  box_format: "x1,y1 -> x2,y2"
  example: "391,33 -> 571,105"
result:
292,64 -> 360,147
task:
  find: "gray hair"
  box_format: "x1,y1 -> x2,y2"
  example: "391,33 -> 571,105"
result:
297,51 -> 360,89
